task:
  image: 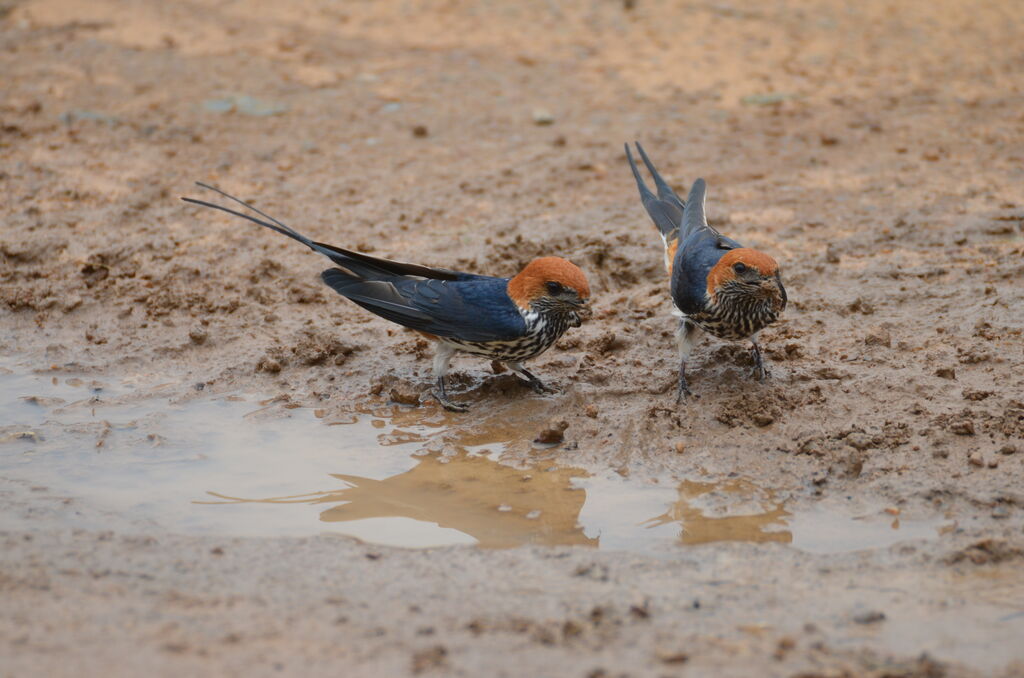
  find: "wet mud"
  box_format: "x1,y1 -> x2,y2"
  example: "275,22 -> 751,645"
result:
2,0 -> 1024,675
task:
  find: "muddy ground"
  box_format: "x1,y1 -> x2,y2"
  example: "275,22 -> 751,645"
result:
2,0 -> 1023,676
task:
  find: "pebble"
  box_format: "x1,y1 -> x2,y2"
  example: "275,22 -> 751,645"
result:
257,357 -> 282,374
674,441 -> 686,454
863,327 -> 891,347
968,451 -> 985,467
852,610 -> 886,624
999,444 -> 1017,455
935,367 -> 956,379
388,386 -> 420,407
188,326 -> 208,345
585,404 -> 599,418
991,505 -> 1010,519
535,419 -> 569,444
411,125 -> 428,138
531,108 -> 555,125
655,649 -> 689,665
950,420 -> 975,435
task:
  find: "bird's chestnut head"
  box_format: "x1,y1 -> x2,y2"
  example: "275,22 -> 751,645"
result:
508,257 -> 591,324
707,248 -> 787,312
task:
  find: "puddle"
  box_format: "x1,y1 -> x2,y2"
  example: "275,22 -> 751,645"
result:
0,360 -> 951,552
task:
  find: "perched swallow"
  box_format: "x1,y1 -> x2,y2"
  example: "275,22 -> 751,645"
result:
182,183 -> 590,411
625,143 -> 787,401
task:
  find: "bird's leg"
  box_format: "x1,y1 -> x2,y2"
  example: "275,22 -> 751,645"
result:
505,362 -> 550,394
750,337 -> 769,382
676,318 -> 700,402
431,344 -> 469,412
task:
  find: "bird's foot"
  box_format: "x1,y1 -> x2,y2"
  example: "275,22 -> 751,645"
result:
750,342 -> 770,382
508,365 -> 552,394
675,362 -> 694,403
525,376 -> 553,394
433,377 -> 469,412
433,390 -> 469,412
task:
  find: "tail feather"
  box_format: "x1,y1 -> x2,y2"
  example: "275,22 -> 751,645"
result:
635,142 -> 685,213
681,178 -> 708,238
625,143 -> 683,241
181,183 -> 466,282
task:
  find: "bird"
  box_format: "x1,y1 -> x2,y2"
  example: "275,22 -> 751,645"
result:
624,143 -> 787,401
181,183 -> 591,412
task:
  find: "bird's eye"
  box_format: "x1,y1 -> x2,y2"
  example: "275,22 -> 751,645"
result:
732,262 -> 748,274
545,281 -> 563,295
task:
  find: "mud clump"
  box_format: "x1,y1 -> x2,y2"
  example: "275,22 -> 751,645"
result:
715,386 -> 826,428
535,419 -> 569,445
586,331 -> 624,355
369,374 -> 423,406
256,330 -> 360,373
947,539 -> 1024,565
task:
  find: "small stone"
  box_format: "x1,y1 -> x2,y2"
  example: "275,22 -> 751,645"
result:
987,458 -> 999,468
825,243 -> 841,263
389,386 -> 420,407
991,505 -> 1010,519
188,326 -> 208,345
585,404 -> 599,418
531,108 -> 555,125
535,419 -> 569,445
968,451 -> 985,467
950,420 -> 975,436
999,444 -> 1017,455
753,413 -> 775,427
674,441 -> 686,454
852,610 -> 886,624
935,367 -> 956,379
820,134 -> 839,146
411,125 -> 428,138
411,645 -> 447,674
845,431 -> 874,450
257,357 -> 282,374
655,649 -> 689,665
864,327 -> 891,347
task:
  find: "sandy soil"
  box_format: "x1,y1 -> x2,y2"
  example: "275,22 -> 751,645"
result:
2,0 -> 1023,675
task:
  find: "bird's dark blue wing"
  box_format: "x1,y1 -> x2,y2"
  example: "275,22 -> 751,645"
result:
322,270 -> 526,342
670,229 -> 733,315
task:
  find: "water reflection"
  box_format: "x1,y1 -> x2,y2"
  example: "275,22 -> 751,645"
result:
1,361 -> 950,553
205,452 -> 596,549
646,478 -> 792,546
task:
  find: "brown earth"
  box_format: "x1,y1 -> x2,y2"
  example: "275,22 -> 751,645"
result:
2,0 -> 1023,676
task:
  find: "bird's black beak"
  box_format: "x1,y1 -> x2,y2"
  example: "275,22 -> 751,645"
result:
569,302 -> 592,327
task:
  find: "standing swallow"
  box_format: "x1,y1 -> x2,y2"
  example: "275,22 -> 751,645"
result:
182,184 -> 590,411
625,143 -> 787,401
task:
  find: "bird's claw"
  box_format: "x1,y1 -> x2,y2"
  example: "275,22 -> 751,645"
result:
529,379 -> 553,395
675,381 -> 693,403
750,342 -> 770,382
433,390 -> 470,412
433,377 -> 469,412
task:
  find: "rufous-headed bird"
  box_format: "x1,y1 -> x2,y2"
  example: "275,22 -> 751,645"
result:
182,184 -> 590,412
625,143 -> 787,401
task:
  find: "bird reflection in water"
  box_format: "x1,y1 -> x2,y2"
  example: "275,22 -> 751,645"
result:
204,451 -> 596,549
644,478 -> 792,545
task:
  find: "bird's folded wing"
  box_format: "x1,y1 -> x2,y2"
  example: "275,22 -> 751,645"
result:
322,270 -> 526,343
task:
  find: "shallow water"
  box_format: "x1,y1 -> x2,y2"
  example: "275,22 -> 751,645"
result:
0,361 -> 950,552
